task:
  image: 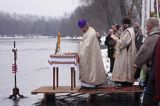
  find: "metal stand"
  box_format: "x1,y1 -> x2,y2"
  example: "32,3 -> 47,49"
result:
9,87 -> 24,99
9,41 -> 24,99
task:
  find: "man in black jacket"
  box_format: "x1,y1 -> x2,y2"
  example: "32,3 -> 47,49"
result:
105,29 -> 116,73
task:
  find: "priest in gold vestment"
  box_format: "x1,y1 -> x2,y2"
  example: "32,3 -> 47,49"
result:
78,19 -> 106,88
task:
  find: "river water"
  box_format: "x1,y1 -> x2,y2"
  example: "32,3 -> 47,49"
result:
0,38 -> 140,106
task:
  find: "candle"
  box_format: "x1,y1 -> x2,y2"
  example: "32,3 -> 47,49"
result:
57,32 -> 61,50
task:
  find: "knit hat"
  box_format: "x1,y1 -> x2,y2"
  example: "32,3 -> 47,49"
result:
78,19 -> 87,28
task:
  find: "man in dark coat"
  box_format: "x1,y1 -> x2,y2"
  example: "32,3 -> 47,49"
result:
105,29 -> 116,73
134,17 -> 160,106
134,22 -> 144,50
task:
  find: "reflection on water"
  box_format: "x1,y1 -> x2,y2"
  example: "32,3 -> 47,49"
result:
34,93 -> 140,106
12,98 -> 20,106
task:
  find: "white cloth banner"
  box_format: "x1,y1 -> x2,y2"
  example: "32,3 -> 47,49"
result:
48,53 -> 79,68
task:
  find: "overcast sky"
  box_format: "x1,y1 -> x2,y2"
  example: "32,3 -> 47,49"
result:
0,0 -> 79,17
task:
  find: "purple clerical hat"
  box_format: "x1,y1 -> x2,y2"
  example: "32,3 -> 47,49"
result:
78,19 -> 87,28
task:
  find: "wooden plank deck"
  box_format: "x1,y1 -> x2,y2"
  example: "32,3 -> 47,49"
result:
31,86 -> 80,94
31,86 -> 143,95
79,86 -> 143,94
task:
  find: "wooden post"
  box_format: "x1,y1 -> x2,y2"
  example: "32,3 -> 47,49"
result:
71,67 -> 74,90
73,68 -> 76,87
44,93 -> 55,102
56,67 -> 59,87
156,0 -> 160,18
87,94 -> 96,103
53,67 -> 55,90
150,0 -> 151,17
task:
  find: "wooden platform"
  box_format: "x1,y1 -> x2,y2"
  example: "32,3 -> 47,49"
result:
31,86 -> 80,94
79,86 -> 143,94
31,86 -> 143,95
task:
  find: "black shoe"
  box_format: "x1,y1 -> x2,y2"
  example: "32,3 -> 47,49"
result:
80,84 -> 104,90
80,86 -> 96,89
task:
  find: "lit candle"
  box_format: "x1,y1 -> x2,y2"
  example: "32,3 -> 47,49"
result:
57,32 -> 61,50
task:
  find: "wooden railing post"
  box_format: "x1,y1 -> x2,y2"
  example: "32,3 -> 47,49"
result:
71,67 -> 74,90
53,67 -> 55,90
73,68 -> 76,87
56,67 -> 59,87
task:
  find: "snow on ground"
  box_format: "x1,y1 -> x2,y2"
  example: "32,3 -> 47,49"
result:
100,36 -> 106,45
101,48 -> 110,73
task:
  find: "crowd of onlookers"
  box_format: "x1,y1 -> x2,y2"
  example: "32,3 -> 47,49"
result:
77,17 -> 160,106
105,20 -> 143,73
104,17 -> 160,106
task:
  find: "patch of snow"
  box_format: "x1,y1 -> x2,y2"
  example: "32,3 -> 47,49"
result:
101,49 -> 110,73
100,35 -> 106,45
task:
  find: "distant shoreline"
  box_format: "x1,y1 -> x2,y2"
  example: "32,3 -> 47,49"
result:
0,36 -> 82,40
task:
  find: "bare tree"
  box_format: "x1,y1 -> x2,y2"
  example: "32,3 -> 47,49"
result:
0,0 -> 141,37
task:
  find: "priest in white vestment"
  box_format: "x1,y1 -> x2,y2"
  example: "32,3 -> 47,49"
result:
111,18 -> 137,86
77,19 -> 106,88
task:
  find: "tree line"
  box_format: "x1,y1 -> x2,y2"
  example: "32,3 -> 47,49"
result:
0,0 -> 141,37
